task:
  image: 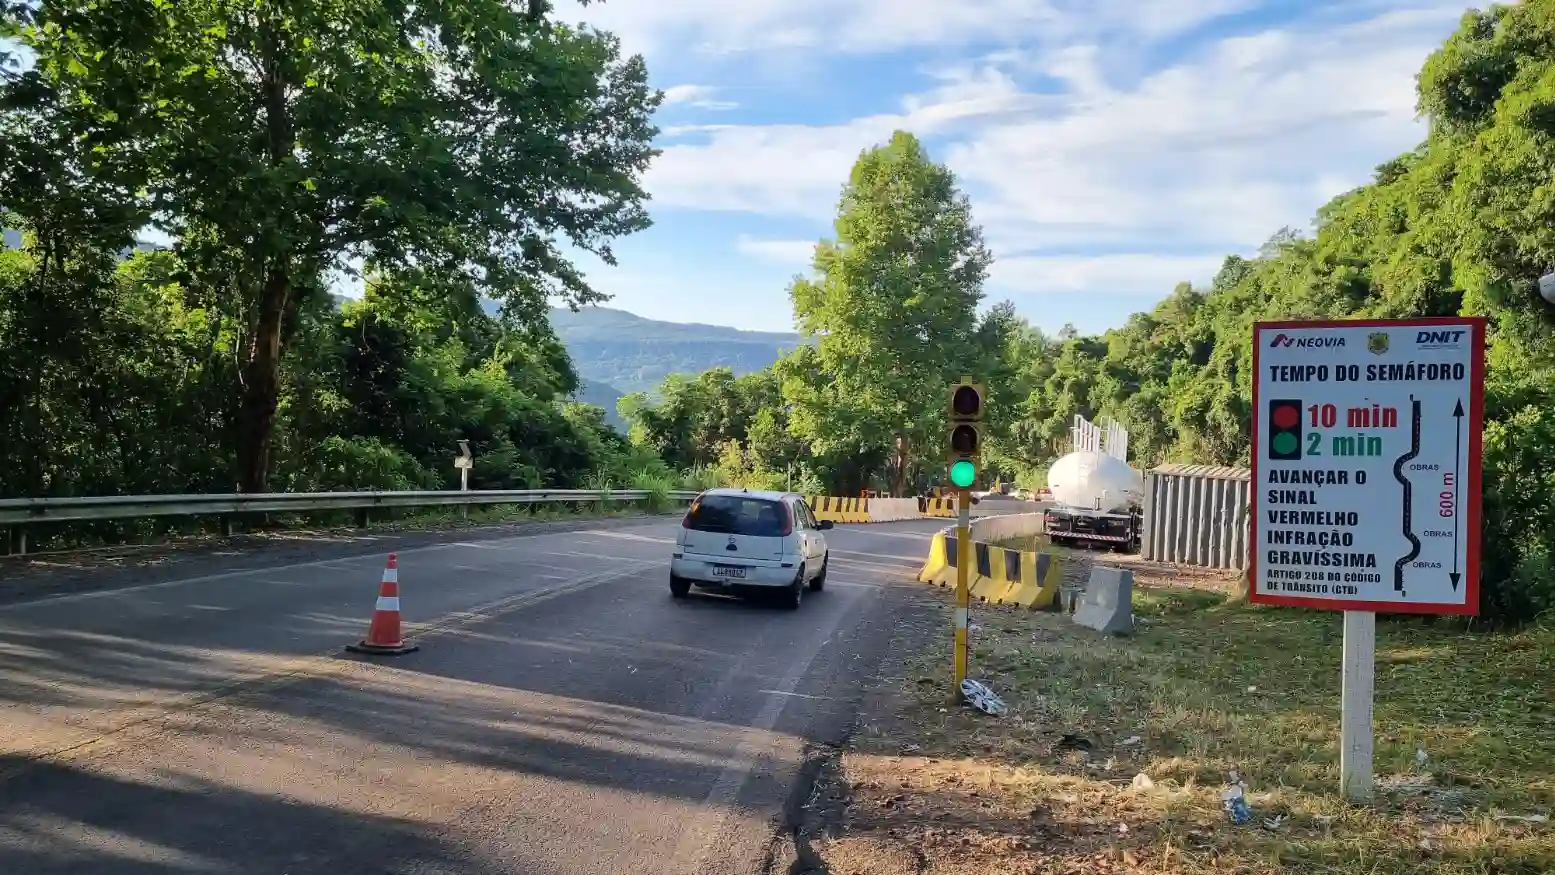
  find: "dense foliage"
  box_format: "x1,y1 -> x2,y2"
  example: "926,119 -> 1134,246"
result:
0,247 -> 675,501
1,0 -> 659,492
0,0 -> 680,550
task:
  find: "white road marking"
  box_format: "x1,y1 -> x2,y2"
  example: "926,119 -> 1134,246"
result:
846,529 -> 939,541
0,559 -> 664,780
755,689 -> 831,700
533,550 -> 662,562
2,527 -> 669,611
574,530 -> 676,545
0,547 -> 442,609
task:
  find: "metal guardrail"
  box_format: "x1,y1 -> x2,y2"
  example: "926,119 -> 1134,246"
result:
0,488 -> 699,525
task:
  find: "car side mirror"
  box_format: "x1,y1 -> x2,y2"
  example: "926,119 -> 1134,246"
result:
817,520 -> 835,530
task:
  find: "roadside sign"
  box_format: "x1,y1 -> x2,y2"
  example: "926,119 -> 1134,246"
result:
1249,317 -> 1486,616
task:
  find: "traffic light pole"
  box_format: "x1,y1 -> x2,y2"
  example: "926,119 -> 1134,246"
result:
953,486 -> 971,695
946,376 -> 983,701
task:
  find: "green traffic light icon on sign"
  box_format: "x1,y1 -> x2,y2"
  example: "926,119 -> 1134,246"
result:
1268,398 -> 1302,460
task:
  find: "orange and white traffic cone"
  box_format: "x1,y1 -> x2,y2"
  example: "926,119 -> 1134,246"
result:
346,553 -> 419,655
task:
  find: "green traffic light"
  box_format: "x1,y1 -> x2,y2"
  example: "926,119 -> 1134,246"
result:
950,458 -> 977,488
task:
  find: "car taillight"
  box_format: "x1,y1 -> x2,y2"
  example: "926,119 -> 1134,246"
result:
681,514 -> 693,528
782,510 -> 794,537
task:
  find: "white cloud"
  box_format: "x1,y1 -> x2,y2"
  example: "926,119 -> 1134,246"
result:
989,253 -> 1230,297
660,84 -> 739,111
643,4 -> 1466,259
557,0 -> 1254,58
735,236 -> 816,266
948,10 -> 1466,254
646,65 -> 1045,218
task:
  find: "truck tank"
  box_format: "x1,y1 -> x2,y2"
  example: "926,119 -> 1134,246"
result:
1046,450 -> 1144,513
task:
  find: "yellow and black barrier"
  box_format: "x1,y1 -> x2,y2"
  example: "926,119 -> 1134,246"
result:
920,497 -> 957,518
808,495 -> 869,524
917,527 -> 1061,609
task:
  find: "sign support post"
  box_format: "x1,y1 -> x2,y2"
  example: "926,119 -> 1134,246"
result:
954,488 -> 971,692
1339,610 -> 1376,802
1248,316 -> 1485,805
455,440 -> 474,521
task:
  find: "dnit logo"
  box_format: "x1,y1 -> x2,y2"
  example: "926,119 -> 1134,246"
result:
1270,334 -> 1294,348
1415,329 -> 1465,350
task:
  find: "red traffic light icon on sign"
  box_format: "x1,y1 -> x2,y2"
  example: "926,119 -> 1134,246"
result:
1268,399 -> 1302,460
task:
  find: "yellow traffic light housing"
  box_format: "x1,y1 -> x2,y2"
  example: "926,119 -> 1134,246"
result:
947,378 -> 984,489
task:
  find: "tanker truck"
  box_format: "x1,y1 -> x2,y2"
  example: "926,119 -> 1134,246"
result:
1042,449 -> 1144,551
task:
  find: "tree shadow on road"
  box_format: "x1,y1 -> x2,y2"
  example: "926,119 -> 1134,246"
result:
0,753 -> 505,875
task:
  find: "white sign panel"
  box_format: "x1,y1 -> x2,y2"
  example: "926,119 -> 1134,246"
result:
1249,318 -> 1485,615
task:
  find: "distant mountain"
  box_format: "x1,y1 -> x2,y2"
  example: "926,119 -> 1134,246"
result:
547,306 -> 802,396
572,377 -> 629,431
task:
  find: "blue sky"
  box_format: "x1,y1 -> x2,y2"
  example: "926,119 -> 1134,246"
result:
553,0 -> 1473,336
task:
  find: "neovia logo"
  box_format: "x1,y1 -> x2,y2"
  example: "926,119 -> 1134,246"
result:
1416,329 -> 1465,350
1269,333 -> 1345,350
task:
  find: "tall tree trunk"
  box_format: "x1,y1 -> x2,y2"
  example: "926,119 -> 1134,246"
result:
237,19 -> 296,494
236,266 -> 289,493
892,434 -> 908,497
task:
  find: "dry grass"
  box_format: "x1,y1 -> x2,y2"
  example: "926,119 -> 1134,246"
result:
991,533 -> 1051,553
816,559 -> 1555,875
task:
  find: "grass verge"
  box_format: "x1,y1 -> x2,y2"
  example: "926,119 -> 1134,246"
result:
813,561 -> 1554,875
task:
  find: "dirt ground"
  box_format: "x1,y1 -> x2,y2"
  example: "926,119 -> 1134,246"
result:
794,550 -> 1554,875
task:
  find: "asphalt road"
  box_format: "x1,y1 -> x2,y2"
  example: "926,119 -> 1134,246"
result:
0,516 -> 953,875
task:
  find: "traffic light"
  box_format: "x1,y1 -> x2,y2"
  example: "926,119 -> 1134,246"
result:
947,378 -> 984,488
1268,399 -> 1302,460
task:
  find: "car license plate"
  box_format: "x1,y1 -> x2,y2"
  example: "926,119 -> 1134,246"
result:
711,565 -> 747,579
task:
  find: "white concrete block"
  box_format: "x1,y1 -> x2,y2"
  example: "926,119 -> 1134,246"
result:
1072,565 -> 1134,635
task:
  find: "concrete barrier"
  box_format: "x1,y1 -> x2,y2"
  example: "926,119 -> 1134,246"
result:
865,497 -> 920,522
917,522 -> 1062,610
962,511 -> 1045,542
1072,565 -> 1134,634
807,495 -> 923,524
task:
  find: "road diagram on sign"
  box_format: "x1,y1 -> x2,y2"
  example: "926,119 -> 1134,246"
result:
1250,319 -> 1484,615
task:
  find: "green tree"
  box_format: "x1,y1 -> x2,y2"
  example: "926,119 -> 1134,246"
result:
782,130 -> 1003,496
6,0 -> 660,491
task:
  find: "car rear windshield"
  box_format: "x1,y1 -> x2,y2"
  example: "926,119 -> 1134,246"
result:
685,495 -> 789,537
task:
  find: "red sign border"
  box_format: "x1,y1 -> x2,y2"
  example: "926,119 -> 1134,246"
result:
1249,316 -> 1486,616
